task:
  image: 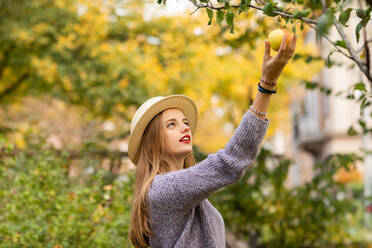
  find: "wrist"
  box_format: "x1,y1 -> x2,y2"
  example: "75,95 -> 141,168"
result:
259,83 -> 275,91
261,75 -> 278,84
259,77 -> 277,91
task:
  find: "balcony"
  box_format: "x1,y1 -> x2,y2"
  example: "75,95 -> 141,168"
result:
297,115 -> 329,157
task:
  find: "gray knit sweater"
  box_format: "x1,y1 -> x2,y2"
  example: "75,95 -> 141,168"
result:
147,110 -> 269,248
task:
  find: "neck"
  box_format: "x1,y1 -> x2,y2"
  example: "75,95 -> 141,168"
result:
163,155 -> 186,172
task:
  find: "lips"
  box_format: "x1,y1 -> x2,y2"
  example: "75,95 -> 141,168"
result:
179,135 -> 191,142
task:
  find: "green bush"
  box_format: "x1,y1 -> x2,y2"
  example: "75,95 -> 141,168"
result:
210,147 -> 367,248
0,135 -> 134,248
0,133 -> 369,247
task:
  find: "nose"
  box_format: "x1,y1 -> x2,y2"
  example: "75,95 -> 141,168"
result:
181,124 -> 190,133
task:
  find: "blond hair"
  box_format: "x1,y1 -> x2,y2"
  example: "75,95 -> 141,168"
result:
129,110 -> 196,247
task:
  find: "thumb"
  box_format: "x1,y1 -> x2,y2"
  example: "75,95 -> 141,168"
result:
264,39 -> 270,61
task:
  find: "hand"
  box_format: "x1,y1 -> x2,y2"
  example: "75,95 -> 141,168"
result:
261,33 -> 297,83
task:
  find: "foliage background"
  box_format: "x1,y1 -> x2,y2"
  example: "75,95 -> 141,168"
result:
0,0 -> 370,247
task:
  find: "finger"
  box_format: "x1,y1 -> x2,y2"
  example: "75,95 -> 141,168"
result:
264,39 -> 271,61
286,35 -> 297,59
290,35 -> 297,55
277,33 -> 289,57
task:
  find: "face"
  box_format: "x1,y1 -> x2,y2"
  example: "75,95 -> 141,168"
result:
162,108 -> 193,159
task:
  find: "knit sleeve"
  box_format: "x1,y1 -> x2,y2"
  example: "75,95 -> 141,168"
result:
147,110 -> 269,213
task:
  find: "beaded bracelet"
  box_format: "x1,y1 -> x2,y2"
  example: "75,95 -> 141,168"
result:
250,105 -> 267,117
260,78 -> 278,92
258,82 -> 277,94
260,78 -> 277,86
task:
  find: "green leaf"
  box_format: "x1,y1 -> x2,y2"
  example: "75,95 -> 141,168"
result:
356,9 -> 366,19
354,82 -> 366,92
316,11 -> 334,36
239,0 -> 251,14
347,126 -> 358,136
305,55 -> 313,63
346,94 -> 355,99
293,10 -> 302,18
305,81 -> 318,89
226,12 -> 234,33
325,52 -> 333,68
263,2 -> 278,17
320,87 -> 332,95
356,21 -> 363,42
338,8 -> 352,27
360,97 -> 370,112
300,22 -> 304,30
334,40 -> 347,49
358,119 -> 367,133
216,10 -> 224,28
206,8 -> 213,25
301,9 -> 311,17
362,13 -> 371,27
226,12 -> 234,26
293,54 -> 302,60
335,90 -> 343,97
157,0 -> 162,4
292,9 -> 310,19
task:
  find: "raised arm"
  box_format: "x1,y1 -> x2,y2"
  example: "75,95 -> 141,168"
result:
250,33 -> 297,120
148,110 -> 269,212
148,34 -> 297,213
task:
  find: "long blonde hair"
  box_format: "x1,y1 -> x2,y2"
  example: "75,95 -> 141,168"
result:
129,110 -> 196,248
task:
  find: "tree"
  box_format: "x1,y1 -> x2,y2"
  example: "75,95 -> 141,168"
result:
0,0 -> 322,146
155,0 -> 372,133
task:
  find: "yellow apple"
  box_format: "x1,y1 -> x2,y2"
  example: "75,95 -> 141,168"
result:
268,28 -> 292,52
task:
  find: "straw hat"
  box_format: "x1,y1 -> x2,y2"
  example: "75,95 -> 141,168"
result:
128,95 -> 198,164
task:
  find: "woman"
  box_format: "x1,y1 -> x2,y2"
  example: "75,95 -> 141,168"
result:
129,34 -> 297,247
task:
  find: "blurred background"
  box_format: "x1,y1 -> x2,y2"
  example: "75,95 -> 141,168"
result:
0,0 -> 371,247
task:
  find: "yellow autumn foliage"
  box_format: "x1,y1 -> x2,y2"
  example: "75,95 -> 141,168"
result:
1,0 -> 323,154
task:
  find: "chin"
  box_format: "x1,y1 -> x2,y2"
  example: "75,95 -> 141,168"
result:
178,149 -> 193,157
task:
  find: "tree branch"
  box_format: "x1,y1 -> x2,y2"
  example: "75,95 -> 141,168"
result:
186,0 -> 317,25
358,0 -> 371,78
356,38 -> 372,54
0,46 -> 14,79
187,0 -> 372,82
307,23 -> 353,60
0,73 -> 30,100
333,21 -> 371,82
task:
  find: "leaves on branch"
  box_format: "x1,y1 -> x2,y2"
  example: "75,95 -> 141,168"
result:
354,82 -> 367,92
334,40 -> 347,49
239,0 -> 251,14
338,8 -> 352,27
355,7 -> 371,42
226,12 -> 234,33
356,22 -> 363,43
263,2 -> 278,17
206,8 -> 213,25
216,9 -> 225,28
325,51 -> 334,68
316,10 -> 334,37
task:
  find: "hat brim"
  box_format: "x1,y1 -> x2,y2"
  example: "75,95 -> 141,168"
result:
128,95 -> 198,164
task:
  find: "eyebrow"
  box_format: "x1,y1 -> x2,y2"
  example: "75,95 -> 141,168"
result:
165,118 -> 188,123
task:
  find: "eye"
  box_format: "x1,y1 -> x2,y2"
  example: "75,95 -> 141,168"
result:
184,121 -> 189,126
167,122 -> 175,128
